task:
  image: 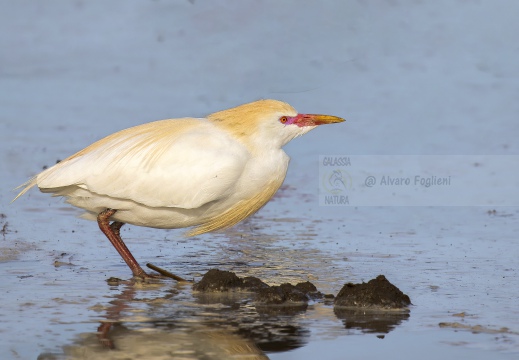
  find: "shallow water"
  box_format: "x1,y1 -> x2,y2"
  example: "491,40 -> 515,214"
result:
1,1 -> 519,359
3,189 -> 519,359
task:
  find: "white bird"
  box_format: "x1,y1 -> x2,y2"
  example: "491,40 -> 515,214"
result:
15,99 -> 344,280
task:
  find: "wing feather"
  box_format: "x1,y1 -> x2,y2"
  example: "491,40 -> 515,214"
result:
19,118 -> 250,209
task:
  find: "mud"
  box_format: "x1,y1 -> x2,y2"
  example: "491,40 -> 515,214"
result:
193,269 -> 322,306
334,275 -> 411,310
194,270 -> 407,310
192,269 -> 269,292
189,270 -> 413,351
255,283 -> 319,304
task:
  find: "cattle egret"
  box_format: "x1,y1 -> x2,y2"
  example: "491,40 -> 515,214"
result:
15,99 -> 344,280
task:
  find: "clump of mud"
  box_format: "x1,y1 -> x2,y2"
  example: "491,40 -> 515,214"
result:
256,283 -> 309,304
192,269 -> 269,292
334,275 -> 411,310
193,269 -> 322,305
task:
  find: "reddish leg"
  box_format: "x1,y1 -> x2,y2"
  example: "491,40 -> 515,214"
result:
97,208 -> 188,281
97,208 -> 149,278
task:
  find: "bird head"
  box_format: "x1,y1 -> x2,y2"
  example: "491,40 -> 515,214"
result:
208,99 -> 345,150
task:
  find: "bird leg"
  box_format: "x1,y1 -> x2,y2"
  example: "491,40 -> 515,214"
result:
97,209 -> 188,281
97,209 -> 148,278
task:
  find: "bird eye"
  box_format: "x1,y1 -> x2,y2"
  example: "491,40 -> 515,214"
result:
280,116 -> 288,124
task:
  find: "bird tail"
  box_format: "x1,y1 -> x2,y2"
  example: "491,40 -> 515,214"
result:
11,176 -> 38,203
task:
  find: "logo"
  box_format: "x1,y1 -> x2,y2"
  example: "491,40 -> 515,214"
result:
321,169 -> 352,195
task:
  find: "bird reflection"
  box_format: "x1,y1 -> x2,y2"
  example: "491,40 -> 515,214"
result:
39,280 -> 313,359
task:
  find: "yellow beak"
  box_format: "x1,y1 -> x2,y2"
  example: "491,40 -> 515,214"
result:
307,114 -> 345,125
296,114 -> 345,127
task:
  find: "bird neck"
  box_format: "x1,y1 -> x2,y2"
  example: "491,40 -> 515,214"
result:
208,115 -> 285,153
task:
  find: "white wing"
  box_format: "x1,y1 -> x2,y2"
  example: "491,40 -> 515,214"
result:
31,118 -> 250,209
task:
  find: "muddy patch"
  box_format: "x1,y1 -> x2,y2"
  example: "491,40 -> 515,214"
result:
331,275 -> 411,335
256,282 -> 323,304
193,270 -> 410,310
192,268 -> 269,292
333,275 -> 411,310
193,269 -> 327,305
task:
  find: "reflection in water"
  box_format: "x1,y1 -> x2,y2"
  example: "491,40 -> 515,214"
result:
193,292 -> 310,353
96,283 -> 139,349
38,282 -> 315,359
38,278 -> 409,358
61,324 -> 269,360
333,308 -> 410,335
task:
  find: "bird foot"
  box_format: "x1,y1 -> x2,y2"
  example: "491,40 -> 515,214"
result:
133,271 -> 163,282
139,263 -> 189,282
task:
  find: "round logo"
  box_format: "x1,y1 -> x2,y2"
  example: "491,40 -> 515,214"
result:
322,169 -> 352,195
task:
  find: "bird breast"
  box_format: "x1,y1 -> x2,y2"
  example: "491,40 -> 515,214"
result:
186,149 -> 290,236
